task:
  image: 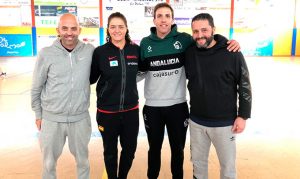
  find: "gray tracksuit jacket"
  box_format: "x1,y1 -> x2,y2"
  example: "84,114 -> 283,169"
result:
31,39 -> 94,122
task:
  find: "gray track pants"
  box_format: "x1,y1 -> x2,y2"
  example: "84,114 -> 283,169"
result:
39,117 -> 92,179
190,120 -> 237,179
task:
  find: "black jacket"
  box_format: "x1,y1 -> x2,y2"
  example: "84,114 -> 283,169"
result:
185,35 -> 252,127
90,41 -> 140,112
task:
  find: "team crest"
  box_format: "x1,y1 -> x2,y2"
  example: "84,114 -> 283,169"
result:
173,41 -> 183,49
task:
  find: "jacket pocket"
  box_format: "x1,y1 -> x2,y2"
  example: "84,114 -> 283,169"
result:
99,82 -> 108,98
41,88 -> 69,114
70,87 -> 90,114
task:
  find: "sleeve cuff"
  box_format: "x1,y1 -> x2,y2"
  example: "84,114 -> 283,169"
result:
35,111 -> 42,119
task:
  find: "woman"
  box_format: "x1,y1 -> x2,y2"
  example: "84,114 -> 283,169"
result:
90,12 -> 140,179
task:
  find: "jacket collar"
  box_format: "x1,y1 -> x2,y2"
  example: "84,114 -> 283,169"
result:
53,38 -> 84,54
149,24 -> 179,41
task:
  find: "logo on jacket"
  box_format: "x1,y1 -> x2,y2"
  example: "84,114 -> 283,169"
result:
173,41 -> 182,49
78,57 -> 85,61
147,46 -> 152,52
126,55 -> 137,59
108,56 -> 117,60
128,62 -> 138,66
110,60 -> 118,67
98,125 -> 104,132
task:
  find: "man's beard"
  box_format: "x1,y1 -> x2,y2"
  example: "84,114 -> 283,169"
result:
195,34 -> 214,49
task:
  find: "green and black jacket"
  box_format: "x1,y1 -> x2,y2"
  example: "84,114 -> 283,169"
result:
139,24 -> 193,107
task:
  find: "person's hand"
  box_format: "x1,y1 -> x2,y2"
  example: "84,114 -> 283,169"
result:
231,117 -> 246,134
35,119 -> 42,131
227,40 -> 241,52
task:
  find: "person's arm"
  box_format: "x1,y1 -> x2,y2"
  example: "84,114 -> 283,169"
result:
214,34 -> 241,52
184,47 -> 191,80
232,53 -> 252,134
227,39 -> 241,52
35,119 -> 42,131
89,48 -> 101,84
137,42 -> 149,82
137,71 -> 147,82
137,57 -> 148,82
31,52 -> 48,131
232,117 -> 246,134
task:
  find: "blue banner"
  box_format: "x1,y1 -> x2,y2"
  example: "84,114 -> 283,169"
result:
0,34 -> 33,56
242,38 -> 273,56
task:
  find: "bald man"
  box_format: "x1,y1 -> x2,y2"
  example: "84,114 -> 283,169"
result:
31,13 -> 94,179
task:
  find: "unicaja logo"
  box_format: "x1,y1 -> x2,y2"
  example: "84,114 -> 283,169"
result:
173,41 -> 182,50
147,46 -> 152,52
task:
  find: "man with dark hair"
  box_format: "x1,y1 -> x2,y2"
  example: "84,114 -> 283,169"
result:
185,13 -> 252,179
139,3 -> 241,179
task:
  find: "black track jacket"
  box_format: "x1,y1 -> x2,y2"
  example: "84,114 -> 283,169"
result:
90,41 -> 140,112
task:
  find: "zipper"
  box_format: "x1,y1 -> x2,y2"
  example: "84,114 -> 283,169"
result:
119,49 -> 126,111
68,53 -> 73,123
69,53 -> 73,89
